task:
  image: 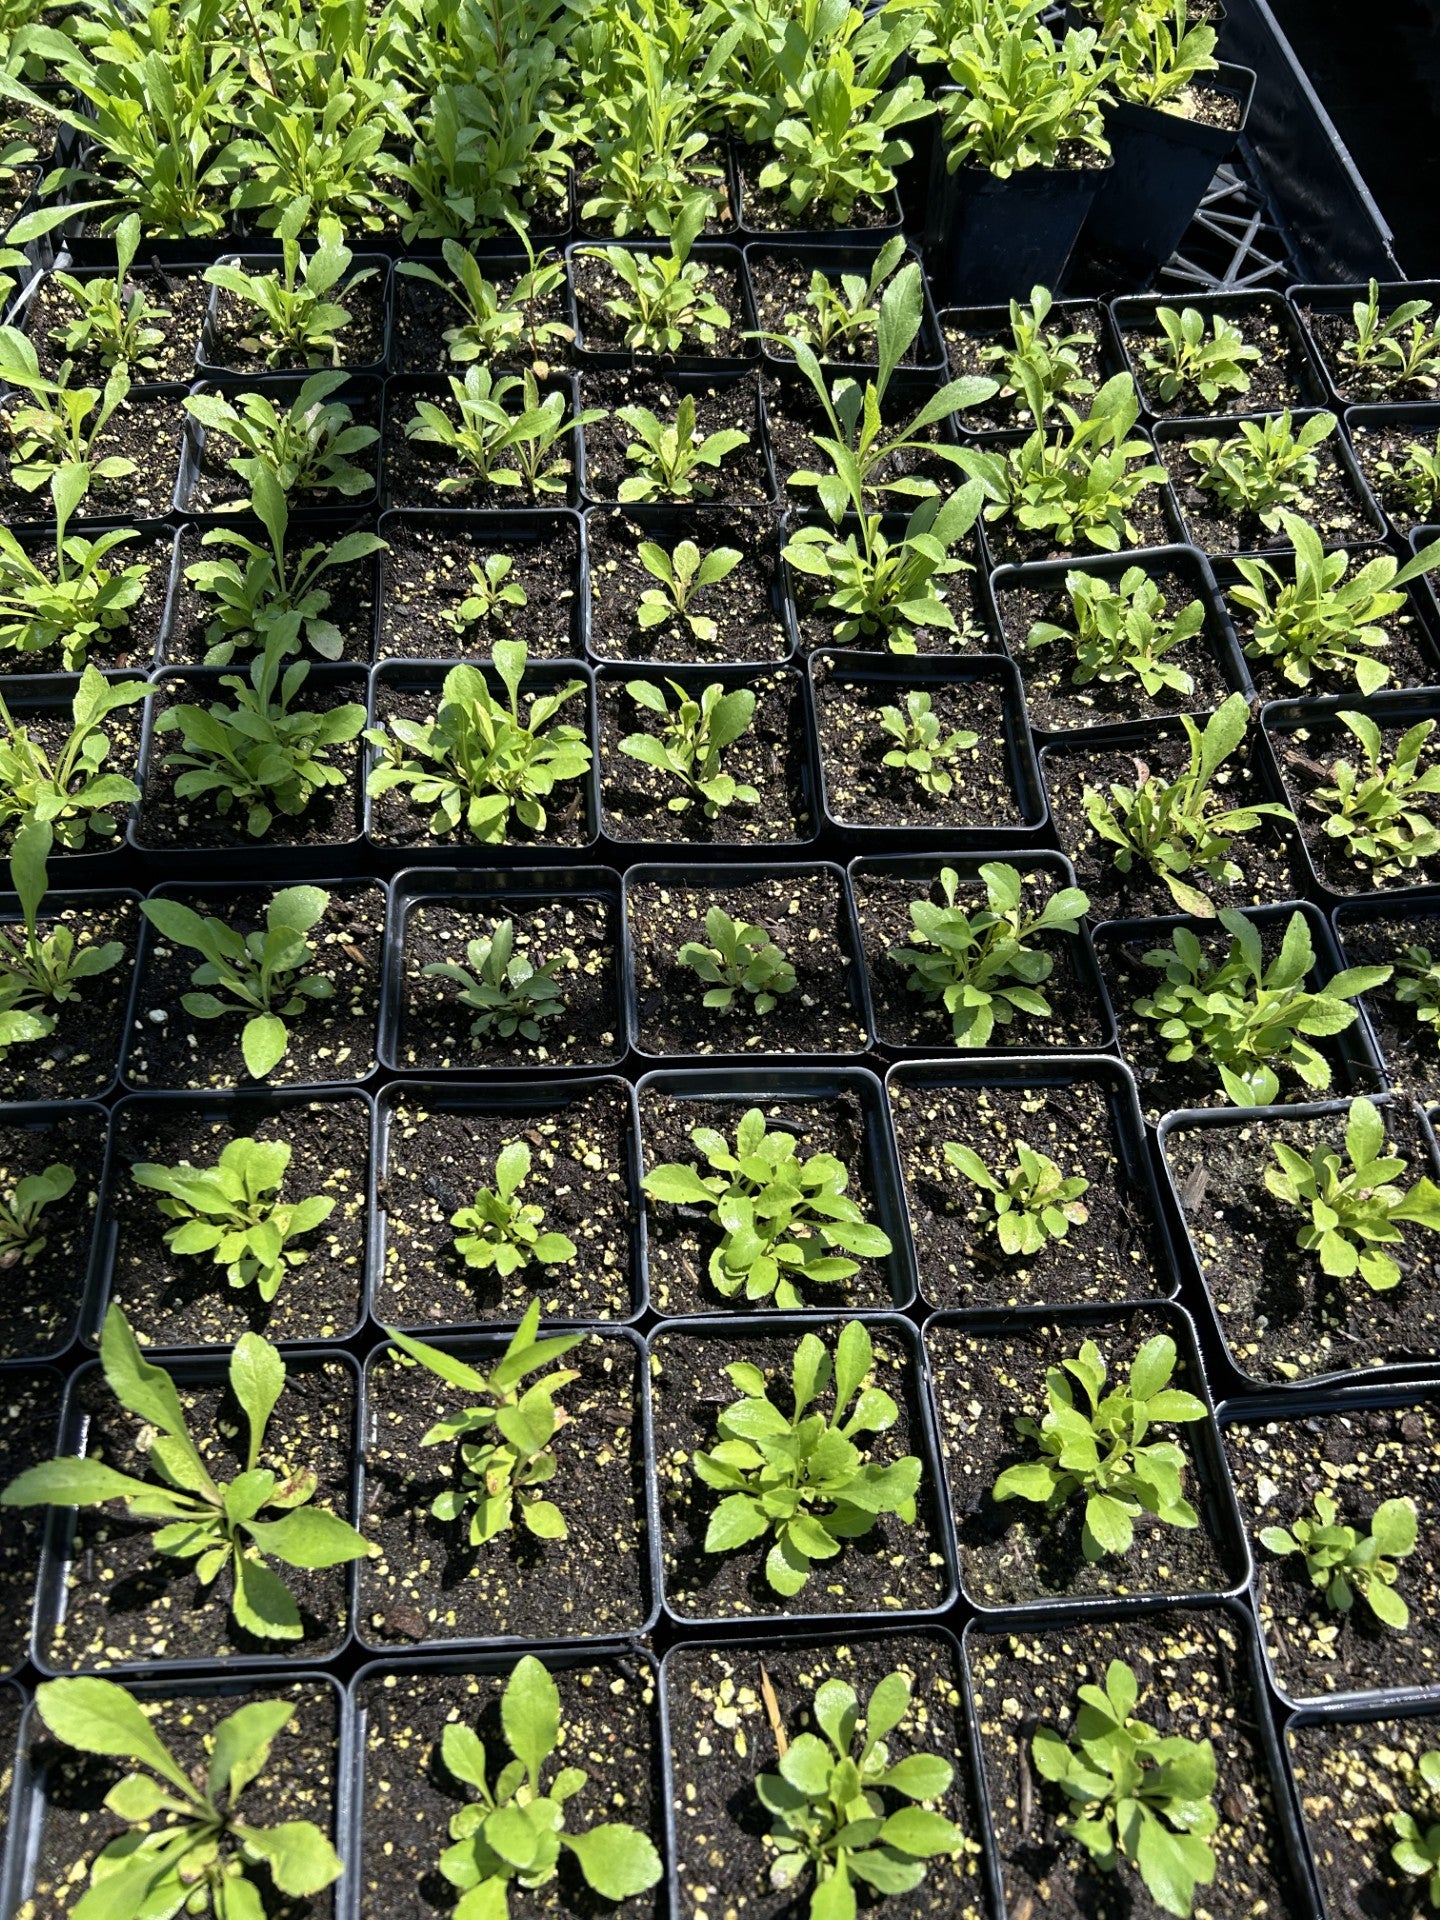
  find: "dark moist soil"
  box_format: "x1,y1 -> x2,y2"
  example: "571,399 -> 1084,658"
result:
1123,303 -> 1316,418
1163,425 -> 1378,557
99,1095 -> 369,1348
1290,1712 -> 1440,1915
994,565 -> 1234,733
181,388 -> 380,517
1228,1400 -> 1440,1704
25,265 -> 210,383
0,387 -> 182,527
667,1634 -> 989,1920
969,1609 -> 1301,1920
748,252 -> 935,371
812,664 -> 1023,831
376,1084 -> 637,1325
790,530 -> 994,657
208,267 -> 388,374
598,668 -> 811,844
585,505 -> 791,662
763,372 -> 957,509
0,526 -> 172,676
18,1680 -> 340,1920
0,1106 -> 103,1360
1271,714 -> 1440,896
1348,418 -> 1440,539
572,248 -> 751,361
1303,302 -> 1440,404
650,1324 -> 949,1620
41,1359 -> 357,1670
638,1084 -> 898,1314
124,882 -> 382,1089
929,1310 -> 1236,1611
980,462 -> 1175,569
1167,1102 -> 1440,1383
395,896 -> 621,1071
1335,908 -> 1440,1105
377,513 -> 581,659
382,377 -> 582,509
1043,727 -> 1301,922
0,895 -> 138,1102
359,1335 -> 650,1645
0,701 -> 142,858
1224,577 -> 1440,701
1097,915 -> 1376,1122
163,520 -> 377,665
389,261 -> 572,374
736,152 -> 897,234
579,371 -> 771,505
353,1657 -> 663,1920
942,303 -> 1107,434
888,1076 -> 1169,1310
575,155 -> 734,238
852,866 -> 1107,1053
0,1368 -> 61,1672
366,674 -> 593,849
628,870 -> 867,1057
136,669 -> 367,850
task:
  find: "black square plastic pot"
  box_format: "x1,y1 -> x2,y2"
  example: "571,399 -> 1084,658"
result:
0,1363 -> 62,1680
646,1311 -> 958,1628
86,1084 -> 374,1355
623,859 -> 871,1064
379,864 -> 629,1076
848,850 -> 1115,1058
937,295 -> 1114,440
1221,1379 -> 1440,1712
731,141 -> 904,246
808,650 -> 1045,846
387,247 -> 573,375
566,238 -> 758,372
578,366 -> 777,509
661,1624 -> 993,1920
969,421 -> 1185,572
380,369 -> 589,509
1333,888 -> 1440,1104
196,251 -> 394,380
763,364 -> 954,513
0,380 -> 188,536
596,659 -> 820,856
1262,689 -> 1440,906
0,670 -> 148,879
962,1599 -> 1319,1919
925,1299 -> 1250,1618
0,523 -> 175,675
985,541 -> 1253,738
120,876 -> 384,1093
784,506 -> 996,656
0,884 -> 142,1105
368,1074 -> 646,1329
635,1065 -> 914,1314
29,1344 -> 361,1676
0,1674 -> 20,1879
129,660 -> 369,875
0,1100 -> 107,1363
1152,407 -> 1388,561
10,255 -> 213,386
743,238 -> 946,379
1093,899 -> 1388,1125
1082,62 -> 1258,273
1344,401 -> 1440,544
886,1053 -> 1179,1313
1108,287 -> 1329,421
1411,522 -> 1440,666
174,372 -> 383,523
1158,1092 -> 1440,1394
374,506 -> 587,661
364,657 -> 600,859
1288,281 -> 1440,409
354,1326 -> 660,1655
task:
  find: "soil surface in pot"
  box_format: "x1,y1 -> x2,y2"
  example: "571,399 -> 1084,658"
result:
393,895 -> 621,1071
18,1679 -> 340,1920
1044,726 -> 1300,922
182,389 -> 379,517
889,1076 -> 1169,1309
650,1323 -> 948,1620
763,372 -> 955,508
3,526 -> 172,675
1336,907 -> 1440,1105
1228,1398 -> 1440,1702
789,528 -> 993,657
1289,1710 -> 1440,1913
25,265 -> 209,383
1301,302 -> 1440,405
376,1083 -> 637,1325
390,262 -> 572,375
0,701 -> 142,858
942,303 -> 1107,435
666,1633 -> 988,1920
353,1656 -> 662,1920
580,370 -> 771,505
930,1309 -> 1236,1610
1270,713 -> 1440,896
164,520 -> 377,665
852,865 -> 1107,1053
41,1357 -> 356,1669
628,870 -> 867,1056
1,388 -> 181,527
382,378 -> 580,510
1122,303 -> 1315,419
749,254 -> 936,371
586,504 -> 791,662
1223,577 -> 1440,702
100,1095 -> 368,1348
1348,418 -> 1440,540
812,664 -> 1024,831
968,1609 -> 1301,1920
737,153 -> 897,234
979,461 -> 1173,570
209,268 -> 387,374
572,247 -> 751,361
598,668 -> 810,844
994,563 -> 1234,733
639,1084 -> 897,1314
360,1334 -> 649,1644
1,894 -> 138,1102
1167,1101 -> 1440,1382
1163,423 -> 1377,556
0,1368 -> 60,1672
575,154 -> 732,238
377,513 -> 581,659
0,1106 -> 103,1360
124,882 -> 382,1089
